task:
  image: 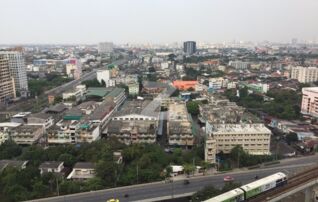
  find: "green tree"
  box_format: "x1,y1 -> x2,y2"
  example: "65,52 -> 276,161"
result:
58,153 -> 77,167
286,133 -> 298,144
84,177 -> 104,191
191,185 -> 221,202
82,79 -> 103,88
183,164 -> 195,176
32,181 -> 50,198
186,101 -> 200,116
59,181 -> 81,195
3,184 -> 29,202
0,140 -> 22,160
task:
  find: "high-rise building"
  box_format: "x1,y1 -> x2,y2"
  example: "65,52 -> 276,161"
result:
229,61 -> 250,70
301,87 -> 318,117
290,66 -> 318,83
291,38 -> 298,45
98,42 -> 113,54
183,41 -> 196,55
0,55 -> 16,103
0,51 -> 28,96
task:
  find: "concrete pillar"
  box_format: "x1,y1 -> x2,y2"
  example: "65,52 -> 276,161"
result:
313,186 -> 318,202
304,187 -> 312,202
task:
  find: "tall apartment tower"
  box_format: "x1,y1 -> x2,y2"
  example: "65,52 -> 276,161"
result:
290,66 -> 318,83
0,51 -> 28,96
183,41 -> 196,55
0,55 -> 16,103
98,42 -> 113,54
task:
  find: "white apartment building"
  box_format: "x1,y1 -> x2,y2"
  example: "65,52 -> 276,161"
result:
96,69 -> 115,87
62,85 -> 86,102
205,123 -> 271,164
229,61 -> 250,70
66,61 -> 82,80
0,55 -> 16,103
128,82 -> 139,96
301,87 -> 318,117
209,77 -> 228,90
0,51 -> 28,95
98,42 -> 113,54
167,103 -> 194,147
290,66 -> 318,83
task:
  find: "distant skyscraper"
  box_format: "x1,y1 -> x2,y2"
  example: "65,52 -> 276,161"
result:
0,55 -> 16,103
0,51 -> 28,96
291,38 -> 298,45
183,41 -> 196,55
98,42 -> 114,54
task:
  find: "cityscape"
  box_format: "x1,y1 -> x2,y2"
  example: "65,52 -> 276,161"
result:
1,1 -> 318,202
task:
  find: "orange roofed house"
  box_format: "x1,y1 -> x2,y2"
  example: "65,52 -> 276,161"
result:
173,80 -> 197,91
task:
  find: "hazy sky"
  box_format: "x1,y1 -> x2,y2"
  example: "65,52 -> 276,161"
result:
1,0 -> 318,44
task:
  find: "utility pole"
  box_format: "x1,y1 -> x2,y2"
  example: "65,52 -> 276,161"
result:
237,150 -> 240,168
192,158 -> 195,176
171,175 -> 174,199
56,177 -> 60,196
136,163 -> 139,184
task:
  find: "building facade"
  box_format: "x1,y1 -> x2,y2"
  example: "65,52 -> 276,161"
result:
183,41 -> 196,55
0,51 -> 28,96
0,55 -> 16,103
205,123 -> 271,164
98,42 -> 113,54
290,66 -> 318,83
96,69 -> 115,87
229,61 -> 250,70
301,87 -> 318,117
167,103 -> 194,147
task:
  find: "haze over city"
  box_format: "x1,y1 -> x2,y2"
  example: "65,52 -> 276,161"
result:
3,1 -> 318,202
1,0 -> 318,44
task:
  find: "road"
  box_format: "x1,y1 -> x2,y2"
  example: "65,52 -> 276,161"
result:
30,154 -> 318,202
45,59 -> 127,96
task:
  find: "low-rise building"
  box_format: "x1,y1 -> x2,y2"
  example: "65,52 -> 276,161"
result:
128,82 -> 140,96
142,81 -> 168,95
27,113 -> 54,129
39,161 -> 64,175
173,80 -> 197,91
107,120 -> 156,145
67,162 -> 95,180
205,123 -> 271,163
208,77 -> 228,90
167,103 -> 193,147
0,122 -> 21,144
106,100 -> 159,144
0,160 -> 28,172
62,85 -> 86,102
9,125 -> 44,145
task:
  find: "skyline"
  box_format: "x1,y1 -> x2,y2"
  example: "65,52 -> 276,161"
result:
1,0 -> 318,44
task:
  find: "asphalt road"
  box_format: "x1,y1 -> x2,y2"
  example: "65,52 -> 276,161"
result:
31,154 -> 318,202
45,59 -> 127,96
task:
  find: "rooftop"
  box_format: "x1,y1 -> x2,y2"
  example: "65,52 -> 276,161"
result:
39,161 -> 63,169
302,87 -> 318,93
113,100 -> 154,117
212,123 -> 272,134
107,120 -> 156,134
0,160 -> 28,171
73,162 -> 95,169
